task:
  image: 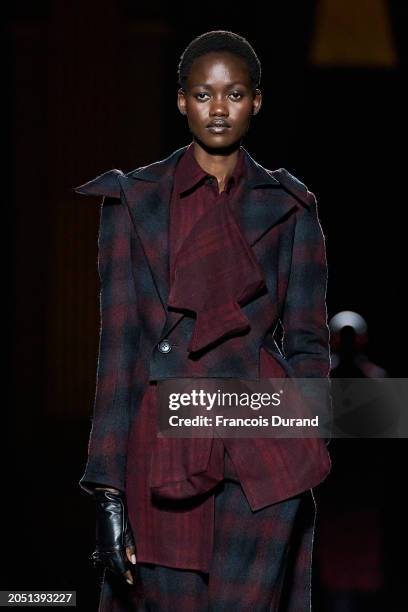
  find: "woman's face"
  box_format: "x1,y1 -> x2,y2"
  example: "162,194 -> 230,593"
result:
177,51 -> 262,149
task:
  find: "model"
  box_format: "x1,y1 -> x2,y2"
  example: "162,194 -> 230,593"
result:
74,29 -> 332,611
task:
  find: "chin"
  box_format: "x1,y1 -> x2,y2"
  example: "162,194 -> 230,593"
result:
193,131 -> 242,152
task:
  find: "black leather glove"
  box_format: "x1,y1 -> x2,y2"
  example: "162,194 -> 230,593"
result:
90,489 -> 136,584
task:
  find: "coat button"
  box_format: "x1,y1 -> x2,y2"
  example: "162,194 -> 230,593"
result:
157,339 -> 172,354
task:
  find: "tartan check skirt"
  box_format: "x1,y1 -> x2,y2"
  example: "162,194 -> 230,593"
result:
97,451 -> 317,611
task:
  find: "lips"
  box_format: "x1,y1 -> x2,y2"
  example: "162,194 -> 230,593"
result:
206,122 -> 231,134
207,121 -> 230,128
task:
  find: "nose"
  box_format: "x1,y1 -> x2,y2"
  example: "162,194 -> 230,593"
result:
209,95 -> 229,116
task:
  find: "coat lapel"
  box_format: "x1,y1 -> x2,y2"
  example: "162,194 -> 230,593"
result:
233,149 -> 304,246
117,147 -> 185,315
117,144 -> 310,341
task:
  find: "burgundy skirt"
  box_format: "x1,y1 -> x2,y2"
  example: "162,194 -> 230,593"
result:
97,427 -> 316,610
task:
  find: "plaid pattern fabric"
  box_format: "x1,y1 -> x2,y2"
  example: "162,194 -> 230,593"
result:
169,141 -> 246,284
98,466 -> 316,611
74,143 -> 332,573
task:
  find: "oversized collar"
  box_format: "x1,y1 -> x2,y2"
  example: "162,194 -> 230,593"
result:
74,144 -> 313,348
74,142 -> 313,206
127,143 -> 284,191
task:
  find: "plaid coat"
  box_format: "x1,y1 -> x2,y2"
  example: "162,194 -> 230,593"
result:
74,144 -> 331,568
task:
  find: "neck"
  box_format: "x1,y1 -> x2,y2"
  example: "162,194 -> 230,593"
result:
192,138 -> 241,186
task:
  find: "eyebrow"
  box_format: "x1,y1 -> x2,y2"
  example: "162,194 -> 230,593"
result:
191,81 -> 247,88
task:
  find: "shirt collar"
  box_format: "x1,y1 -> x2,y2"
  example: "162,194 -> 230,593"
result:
175,141 -> 246,195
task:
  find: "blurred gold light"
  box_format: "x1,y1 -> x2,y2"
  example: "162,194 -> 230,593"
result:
309,0 -> 397,67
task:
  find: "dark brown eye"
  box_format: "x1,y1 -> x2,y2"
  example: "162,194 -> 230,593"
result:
195,92 -> 209,101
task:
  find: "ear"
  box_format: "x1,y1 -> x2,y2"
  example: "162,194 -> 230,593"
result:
177,88 -> 187,115
252,88 -> 262,115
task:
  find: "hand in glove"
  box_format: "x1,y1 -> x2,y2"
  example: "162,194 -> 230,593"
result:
91,488 -> 137,585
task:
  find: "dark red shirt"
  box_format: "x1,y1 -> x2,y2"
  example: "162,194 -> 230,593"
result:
168,142 -> 248,484
169,141 -> 246,286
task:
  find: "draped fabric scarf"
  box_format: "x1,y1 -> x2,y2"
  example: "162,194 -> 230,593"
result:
167,191 -> 266,353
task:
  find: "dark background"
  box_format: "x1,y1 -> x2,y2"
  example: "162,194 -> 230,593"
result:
4,1 -> 407,610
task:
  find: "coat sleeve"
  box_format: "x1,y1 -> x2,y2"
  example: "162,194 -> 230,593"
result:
74,175 -> 140,494
280,188 -> 332,443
